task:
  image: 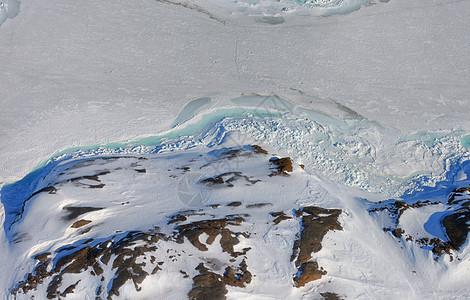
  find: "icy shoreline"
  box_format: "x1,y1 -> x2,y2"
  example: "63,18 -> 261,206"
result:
3,95 -> 469,200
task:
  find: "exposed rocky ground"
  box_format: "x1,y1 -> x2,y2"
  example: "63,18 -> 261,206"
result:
291,207 -> 342,287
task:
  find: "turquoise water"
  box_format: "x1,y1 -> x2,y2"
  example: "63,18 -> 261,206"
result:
461,135 -> 470,148
171,97 -> 212,127
0,0 -> 20,27
30,105 -> 288,173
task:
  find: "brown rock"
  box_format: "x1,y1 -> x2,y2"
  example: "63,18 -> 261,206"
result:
33,252 -> 51,262
270,211 -> 292,224
293,261 -> 326,287
12,230 -> 162,299
222,260 -> 252,287
188,260 -> 252,300
294,207 -> 342,267
392,228 -> 404,238
188,263 -> 227,300
71,219 -> 92,228
60,280 -> 81,297
175,216 -> 245,256
251,145 -> 268,154
321,292 -> 343,300
168,214 -> 187,225
201,172 -> 260,187
291,206 -> 342,287
442,210 -> 470,250
269,157 -> 293,176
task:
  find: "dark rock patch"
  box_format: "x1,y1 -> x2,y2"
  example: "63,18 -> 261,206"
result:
175,216 -> 246,257
291,206 -> 342,287
151,265 -> 162,275
63,206 -> 103,221
397,232 -> 453,259
12,259 -> 50,295
188,263 -> 227,300
321,292 -> 343,300
62,170 -> 110,189
246,203 -> 272,209
188,260 -> 252,300
369,200 -> 441,226
269,157 -> 293,176
167,210 -> 208,226
216,145 -> 267,160
448,187 -> 470,204
222,259 -> 252,287
392,228 -> 404,238
168,214 -> 188,225
219,148 -> 243,160
180,270 -> 190,278
293,261 -> 326,288
200,172 -> 260,187
227,201 -> 242,207
12,230 -> 163,299
374,188 -> 470,259
33,252 -> 51,262
71,219 -> 92,228
46,275 -> 62,299
270,211 -> 292,224
60,280 -> 81,298
12,232 -> 30,244
30,186 -> 58,197
177,166 -> 191,173
251,145 -> 268,154
67,156 -> 146,171
203,145 -> 268,171
442,209 -> 470,251
442,187 -> 470,251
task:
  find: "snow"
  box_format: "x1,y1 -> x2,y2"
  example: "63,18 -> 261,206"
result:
1,0 -> 470,299
1,0 -> 470,185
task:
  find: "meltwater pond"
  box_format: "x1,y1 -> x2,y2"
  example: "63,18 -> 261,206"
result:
0,0 -> 19,27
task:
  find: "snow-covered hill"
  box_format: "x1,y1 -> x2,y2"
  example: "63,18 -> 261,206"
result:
4,140 -> 470,299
